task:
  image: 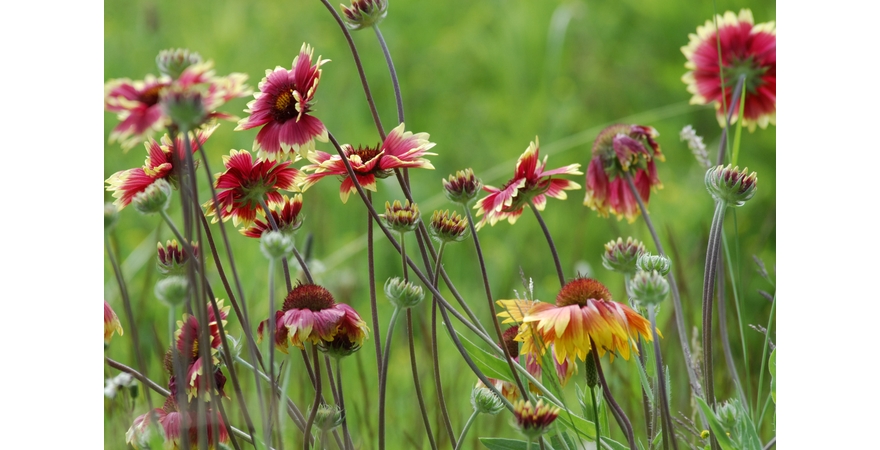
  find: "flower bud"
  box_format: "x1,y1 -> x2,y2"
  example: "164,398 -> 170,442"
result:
384,277 -> 424,309
637,253 -> 671,276
340,0 -> 388,31
155,275 -> 190,307
705,164 -> 758,206
162,89 -> 207,131
157,239 -> 198,276
314,403 -> 345,432
628,270 -> 669,306
381,200 -> 420,234
513,399 -> 560,439
602,237 -> 645,275
156,48 -> 203,79
429,210 -> 470,243
471,384 -> 504,415
104,203 -> 119,231
443,168 -> 482,205
133,179 -> 173,215
260,230 -> 294,260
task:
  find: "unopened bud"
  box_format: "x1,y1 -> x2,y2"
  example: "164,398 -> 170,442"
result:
443,168 -> 482,205
602,237 -> 645,275
637,253 -> 671,276
628,270 -> 669,306
156,48 -> 203,79
155,275 -> 190,307
471,384 -> 504,415
384,277 -> 424,309
133,179 -> 173,215
340,0 -> 388,31
260,231 -> 294,260
705,164 -> 758,206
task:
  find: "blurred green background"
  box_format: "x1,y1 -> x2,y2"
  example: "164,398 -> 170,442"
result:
104,0 -> 776,448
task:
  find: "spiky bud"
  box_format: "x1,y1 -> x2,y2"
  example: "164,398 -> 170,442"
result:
705,165 -> 758,206
602,237 -> 646,275
637,253 -> 671,276
133,179 -> 172,215
314,403 -> 345,432
628,270 -> 669,306
157,239 -> 198,276
471,384 -> 504,415
162,88 -> 207,131
442,168 -> 482,205
429,210 -> 470,243
340,0 -> 388,31
155,275 -> 190,307
156,48 -> 203,79
381,200 -> 420,234
260,230 -> 294,260
513,399 -> 560,439
384,277 -> 424,309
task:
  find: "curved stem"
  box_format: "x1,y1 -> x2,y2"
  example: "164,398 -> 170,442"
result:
336,359 -> 355,450
648,305 -> 677,450
527,198 -> 565,287
378,307 -> 402,450
589,385 -> 602,450
303,344 -> 323,450
429,243 -> 456,444
373,24 -> 404,125
407,309 -> 439,450
590,338 -> 635,450
623,172 -> 704,400
454,411 -> 479,450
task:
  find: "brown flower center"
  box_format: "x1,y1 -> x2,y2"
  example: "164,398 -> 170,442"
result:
140,85 -> 163,106
283,284 -> 336,311
272,88 -> 301,123
555,277 -> 612,307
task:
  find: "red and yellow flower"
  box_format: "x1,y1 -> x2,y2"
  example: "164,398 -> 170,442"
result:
203,149 -> 300,227
497,277 -> 654,365
126,396 -> 229,450
240,194 -> 304,238
106,126 -> 216,210
583,124 -> 663,223
300,123 -> 436,203
172,300 -> 230,400
104,301 -> 123,343
236,44 -> 329,160
682,9 -> 776,131
474,138 -> 581,229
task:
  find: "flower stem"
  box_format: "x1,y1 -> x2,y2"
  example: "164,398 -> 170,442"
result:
755,294 -> 776,425
304,344 -> 323,450
590,337 -> 636,450
335,359 -> 355,450
373,24 -> 404,125
527,198 -> 566,287
715,74 -> 746,166
407,309 -> 439,450
430,243 -> 456,445
267,258 -> 282,449
648,305 -> 678,450
702,200 -> 727,450
367,192 -> 383,371
454,410 -> 479,450
378,307 -> 402,450
623,172 -> 705,401
589,386 -> 602,450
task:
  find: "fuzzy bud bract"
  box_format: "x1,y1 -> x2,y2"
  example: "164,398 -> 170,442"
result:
628,270 -> 669,306
260,230 -> 294,260
156,48 -> 203,79
381,200 -> 420,234
105,202 -> 120,231
340,0 -> 388,30
471,384 -> 504,415
705,164 -> 758,206
637,253 -> 671,276
155,275 -> 190,307
133,179 -> 173,215
602,237 -> 646,275
384,277 -> 424,309
443,168 -> 482,205
429,210 -> 470,243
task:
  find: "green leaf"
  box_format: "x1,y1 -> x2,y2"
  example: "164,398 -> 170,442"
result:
633,353 -> 654,405
448,326 -> 513,382
695,398 -> 739,450
480,437 -> 530,450
554,411 -> 628,450
769,348 -> 776,404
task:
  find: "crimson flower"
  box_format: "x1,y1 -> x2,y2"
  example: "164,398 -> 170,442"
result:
300,123 -> 436,203
172,300 -> 230,400
583,124 -> 663,223
240,194 -> 304,238
682,9 -> 776,131
203,149 -> 300,227
236,44 -> 329,160
474,137 -> 581,229
106,127 -> 216,210
126,396 -> 229,450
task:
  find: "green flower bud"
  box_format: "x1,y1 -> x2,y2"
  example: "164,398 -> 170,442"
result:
628,270 -> 669,306
104,203 -> 119,231
637,253 -> 671,276
162,89 -> 207,131
584,354 -> 599,388
314,403 -> 345,432
340,0 -> 388,31
442,168 -> 482,205
471,384 -> 504,415
705,164 -> 758,206
133,179 -> 172,215
156,48 -> 203,79
602,237 -> 646,275
384,277 -> 424,309
155,275 -> 190,307
429,210 -> 470,243
260,230 -> 294,260
381,200 -> 420,234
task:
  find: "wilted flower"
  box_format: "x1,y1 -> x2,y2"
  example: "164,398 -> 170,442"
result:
428,210 -> 470,243
443,168 -> 482,205
341,0 -> 388,30
236,44 -> 330,160
513,399 -> 560,439
474,137 -> 581,229
301,123 -> 436,203
682,9 -> 776,131
381,200 -> 420,234
705,164 -> 758,206
583,124 -> 663,223
602,237 -> 646,275
203,149 -> 300,227
104,301 -> 124,343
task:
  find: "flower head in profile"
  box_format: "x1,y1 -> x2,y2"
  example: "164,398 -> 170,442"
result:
474,137 -> 581,229
106,126 -> 216,210
157,239 -> 199,276
126,396 -> 229,450
513,399 -> 560,439
583,124 -> 663,223
104,301 -> 124,343
258,283 -> 368,353
300,123 -> 436,202
236,44 -> 330,160
203,149 -> 300,227
341,0 -> 388,30
241,194 -> 305,238
682,9 -> 776,131
105,53 -> 249,150
318,303 -> 370,358
498,277 -> 654,364
172,300 -> 231,400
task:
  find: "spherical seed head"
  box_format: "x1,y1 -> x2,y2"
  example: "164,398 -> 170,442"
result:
429,210 -> 470,243
705,164 -> 758,206
283,283 -> 336,312
156,48 -> 203,79
155,275 -> 190,307
636,253 -> 671,276
104,203 -> 119,231
260,230 -> 294,260
162,88 -> 207,131
556,277 -> 612,307
513,399 -> 561,439
471,384 -> 505,415
381,200 -> 420,234
384,277 -> 424,309
602,237 -> 646,275
314,403 -> 345,432
443,168 -> 482,205
340,0 -> 388,30
157,239 -> 198,276
628,270 -> 669,306
133,179 -> 173,215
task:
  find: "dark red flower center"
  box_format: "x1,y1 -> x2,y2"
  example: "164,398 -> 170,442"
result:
555,277 -> 612,307
272,88 -> 302,123
283,284 -> 336,311
140,85 -> 163,106
501,326 -> 520,358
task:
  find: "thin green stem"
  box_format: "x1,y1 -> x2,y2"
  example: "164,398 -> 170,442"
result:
406,310 -> 438,450
702,201 -> 727,450
373,24 -> 404,125
590,386 -> 602,450
716,255 -> 748,409
429,243 -> 456,445
336,359 -> 355,450
454,411 -> 479,450
267,258 -> 281,449
648,305 -> 677,450
755,294 -> 776,423
367,192 -> 383,371
725,211 -> 753,405
378,307 -> 402,450
304,344 -> 323,450
527,198 -> 566,287
715,75 -> 746,166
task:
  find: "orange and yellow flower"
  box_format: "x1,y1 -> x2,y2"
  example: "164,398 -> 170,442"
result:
497,277 -> 654,364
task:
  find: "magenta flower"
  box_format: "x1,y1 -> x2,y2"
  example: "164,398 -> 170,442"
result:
172,300 -> 230,400
474,137 -> 581,229
236,44 -> 330,160
126,396 -> 229,449
240,194 -> 304,238
300,122 -> 436,203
